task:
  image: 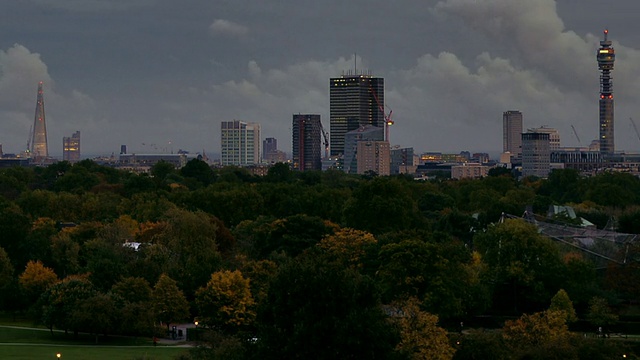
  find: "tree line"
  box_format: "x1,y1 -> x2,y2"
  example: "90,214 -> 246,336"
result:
0,160 -> 639,359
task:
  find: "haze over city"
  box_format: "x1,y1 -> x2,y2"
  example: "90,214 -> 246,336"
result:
2,0 -> 640,157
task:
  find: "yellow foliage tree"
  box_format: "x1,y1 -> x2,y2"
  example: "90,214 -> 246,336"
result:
392,297 -> 456,360
317,228 -> 377,268
19,260 -> 58,302
196,270 -> 256,331
502,310 -> 569,349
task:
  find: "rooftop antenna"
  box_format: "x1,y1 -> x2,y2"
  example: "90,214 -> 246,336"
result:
354,53 -> 357,75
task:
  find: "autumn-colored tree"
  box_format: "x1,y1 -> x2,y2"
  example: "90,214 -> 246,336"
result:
317,228 -> 377,268
502,310 -> 569,349
19,260 -> 58,303
549,289 -> 578,323
392,297 -> 455,360
196,270 -> 256,332
151,274 -> 190,331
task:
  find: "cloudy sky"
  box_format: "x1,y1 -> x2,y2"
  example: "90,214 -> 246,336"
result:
2,0 -> 640,158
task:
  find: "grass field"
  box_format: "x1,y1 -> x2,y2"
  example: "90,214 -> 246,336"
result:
0,317 -> 190,360
0,345 -> 188,360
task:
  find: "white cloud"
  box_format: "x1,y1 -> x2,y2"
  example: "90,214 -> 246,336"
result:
209,19 -> 249,38
0,44 -> 96,156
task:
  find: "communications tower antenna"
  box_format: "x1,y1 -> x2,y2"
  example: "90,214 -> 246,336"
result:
597,29 -> 615,156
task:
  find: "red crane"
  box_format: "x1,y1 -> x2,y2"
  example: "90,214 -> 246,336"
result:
370,86 -> 393,142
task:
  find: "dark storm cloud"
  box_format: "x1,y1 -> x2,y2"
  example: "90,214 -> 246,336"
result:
1,0 -> 640,157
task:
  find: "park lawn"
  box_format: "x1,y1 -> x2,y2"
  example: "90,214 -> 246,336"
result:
0,345 -> 188,360
0,326 -> 152,346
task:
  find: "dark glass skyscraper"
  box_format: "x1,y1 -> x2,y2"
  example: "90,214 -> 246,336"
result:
329,74 -> 384,156
597,29 -> 615,156
292,114 -> 322,171
30,81 -> 48,158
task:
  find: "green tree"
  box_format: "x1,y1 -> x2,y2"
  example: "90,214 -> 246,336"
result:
69,292 -> 121,343
112,277 -> 154,337
195,270 -> 256,332
474,219 -> 564,312
151,274 -> 190,331
153,208 -> 222,296
255,254 -> 398,359
39,276 -> 97,335
586,297 -> 618,329
376,237 -> 474,319
0,247 -> 12,289
549,289 -> 578,323
392,297 -> 455,360
343,177 -> 420,234
111,277 -> 152,303
180,158 -> 215,187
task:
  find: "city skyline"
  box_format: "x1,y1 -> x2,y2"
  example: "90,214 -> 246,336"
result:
3,1 -> 640,157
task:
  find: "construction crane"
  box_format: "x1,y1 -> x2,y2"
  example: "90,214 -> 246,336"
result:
570,125 -> 581,145
319,121 -> 330,159
369,86 -> 394,142
630,117 -> 640,143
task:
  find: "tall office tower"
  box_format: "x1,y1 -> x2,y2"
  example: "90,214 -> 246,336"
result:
597,29 -> 615,156
292,114 -> 322,171
357,140 -> 390,176
30,81 -> 49,158
221,120 -> 261,166
330,73 -> 384,156
263,137 -> 277,161
63,131 -> 81,162
344,125 -> 384,174
120,145 -> 127,155
503,110 -> 523,159
522,132 -> 550,178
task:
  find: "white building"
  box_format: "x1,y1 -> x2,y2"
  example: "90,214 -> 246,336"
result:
221,120 -> 261,166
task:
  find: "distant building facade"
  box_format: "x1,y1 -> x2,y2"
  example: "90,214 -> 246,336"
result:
263,137 -> 278,162
503,110 -> 523,160
357,140 -> 390,176
292,114 -> 322,171
391,147 -> 415,174
451,163 -> 491,179
528,126 -> 560,150
63,131 -> 81,162
221,120 -> 261,166
522,132 -> 550,178
330,73 -> 384,156
344,125 -> 384,174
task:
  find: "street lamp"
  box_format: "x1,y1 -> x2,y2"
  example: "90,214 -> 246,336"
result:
194,321 -> 199,341
56,353 -> 61,359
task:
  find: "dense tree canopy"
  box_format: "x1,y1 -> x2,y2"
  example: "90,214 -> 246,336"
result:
0,161 -> 638,357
